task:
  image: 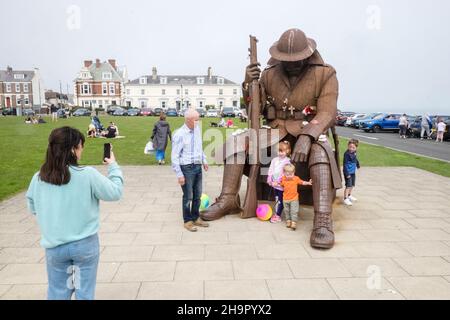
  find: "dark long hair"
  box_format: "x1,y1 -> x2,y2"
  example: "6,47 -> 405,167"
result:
39,127 -> 85,185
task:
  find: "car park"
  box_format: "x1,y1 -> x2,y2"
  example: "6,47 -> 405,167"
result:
112,107 -> 128,116
153,107 -> 163,116
206,109 -> 219,117
353,113 -> 382,128
336,112 -> 355,126
221,107 -> 236,117
345,113 -> 366,127
22,109 -> 35,116
166,108 -> 178,117
127,108 -> 141,116
73,108 -> 91,116
196,108 -> 206,117
141,108 -> 154,116
359,113 -> 402,133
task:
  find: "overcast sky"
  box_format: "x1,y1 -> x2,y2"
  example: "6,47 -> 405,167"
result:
1,0 -> 450,114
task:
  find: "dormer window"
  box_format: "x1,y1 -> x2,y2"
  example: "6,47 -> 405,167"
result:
160,77 -> 167,84
217,77 -> 224,85
14,74 -> 24,80
102,72 -> 112,80
81,72 -> 90,79
197,77 -> 205,85
139,77 -> 147,85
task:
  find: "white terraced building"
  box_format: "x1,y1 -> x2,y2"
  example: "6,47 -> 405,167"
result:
124,67 -> 241,110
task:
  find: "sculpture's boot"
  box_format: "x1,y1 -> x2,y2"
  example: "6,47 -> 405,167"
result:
200,161 -> 244,221
309,148 -> 335,249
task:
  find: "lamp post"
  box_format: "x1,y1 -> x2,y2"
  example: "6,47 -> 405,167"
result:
180,84 -> 184,112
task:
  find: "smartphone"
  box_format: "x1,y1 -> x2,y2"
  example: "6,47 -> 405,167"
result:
103,143 -> 111,160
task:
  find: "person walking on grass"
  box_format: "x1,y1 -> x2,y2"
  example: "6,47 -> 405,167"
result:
343,140 -> 360,206
151,113 -> 172,165
26,127 -> 123,300
171,108 -> 209,232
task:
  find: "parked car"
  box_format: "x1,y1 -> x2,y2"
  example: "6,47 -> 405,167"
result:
430,115 -> 450,139
345,113 -> 366,127
141,108 -> 154,116
353,113 -> 382,128
166,108 -> 178,117
196,108 -> 206,117
73,108 -> 91,116
127,108 -> 141,116
23,109 -> 35,116
221,107 -> 236,117
206,109 -> 219,117
359,113 -> 402,133
107,105 -> 121,115
1,108 -> 16,116
233,107 -> 244,117
336,112 -> 355,126
153,107 -> 163,116
57,109 -> 68,118
113,107 -> 128,116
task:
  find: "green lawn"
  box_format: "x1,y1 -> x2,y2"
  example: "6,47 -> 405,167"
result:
0,115 -> 449,201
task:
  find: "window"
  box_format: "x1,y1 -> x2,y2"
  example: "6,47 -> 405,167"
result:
140,100 -> 147,108
219,89 -> 223,95
15,84 -> 21,92
126,89 -> 130,95
219,100 -> 224,107
233,100 -> 238,107
199,101 -> 204,108
82,83 -> 90,94
185,89 -> 189,95
233,89 -> 237,95
23,83 -> 29,92
24,97 -> 29,105
217,77 -> 224,85
176,89 -> 180,95
141,89 -> 145,95
6,83 -> 11,92
103,72 -> 112,80
161,101 -> 166,108
162,89 -> 166,95
199,89 -> 203,95
82,72 -> 90,79
102,83 -> 108,95
197,77 -> 204,84
109,83 -> 115,95
139,77 -> 147,84
14,74 -> 24,79
160,77 -> 167,84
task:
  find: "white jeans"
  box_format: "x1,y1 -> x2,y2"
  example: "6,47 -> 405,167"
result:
421,125 -> 430,138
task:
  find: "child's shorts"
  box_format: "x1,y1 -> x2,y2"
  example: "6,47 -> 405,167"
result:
345,174 -> 356,188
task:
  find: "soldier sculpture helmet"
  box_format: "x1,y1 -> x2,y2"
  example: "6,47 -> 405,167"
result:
269,28 -> 317,62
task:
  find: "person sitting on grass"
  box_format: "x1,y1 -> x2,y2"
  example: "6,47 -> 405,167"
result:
343,139 -> 361,206
87,123 -> 96,138
103,122 -> 119,139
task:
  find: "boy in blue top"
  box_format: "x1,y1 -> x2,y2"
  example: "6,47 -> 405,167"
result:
343,139 -> 360,206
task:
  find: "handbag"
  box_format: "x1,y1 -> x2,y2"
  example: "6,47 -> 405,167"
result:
144,141 -> 155,154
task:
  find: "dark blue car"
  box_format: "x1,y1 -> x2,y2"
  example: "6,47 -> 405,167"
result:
359,113 -> 402,133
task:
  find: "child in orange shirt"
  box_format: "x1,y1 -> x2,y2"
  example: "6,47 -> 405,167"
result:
278,164 -> 312,230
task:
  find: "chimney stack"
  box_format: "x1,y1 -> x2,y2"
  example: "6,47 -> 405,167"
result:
152,67 -> 157,80
95,59 -> 100,68
6,66 -> 12,74
207,67 -> 212,80
84,60 -> 93,68
108,59 -> 116,70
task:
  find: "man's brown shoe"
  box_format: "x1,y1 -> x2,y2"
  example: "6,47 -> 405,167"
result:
194,218 -> 209,228
184,221 -> 197,232
290,221 -> 297,231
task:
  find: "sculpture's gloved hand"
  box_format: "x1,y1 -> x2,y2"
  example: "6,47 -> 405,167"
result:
245,63 -> 261,84
292,135 -> 312,163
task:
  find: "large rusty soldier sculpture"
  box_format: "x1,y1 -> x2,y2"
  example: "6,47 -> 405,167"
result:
201,29 -> 342,249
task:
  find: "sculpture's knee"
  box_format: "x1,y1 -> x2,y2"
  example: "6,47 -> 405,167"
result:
309,143 -> 330,168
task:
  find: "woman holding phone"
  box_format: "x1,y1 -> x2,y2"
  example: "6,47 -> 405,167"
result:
26,126 -> 123,300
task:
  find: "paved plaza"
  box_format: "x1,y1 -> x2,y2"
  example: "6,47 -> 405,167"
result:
0,166 -> 450,300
